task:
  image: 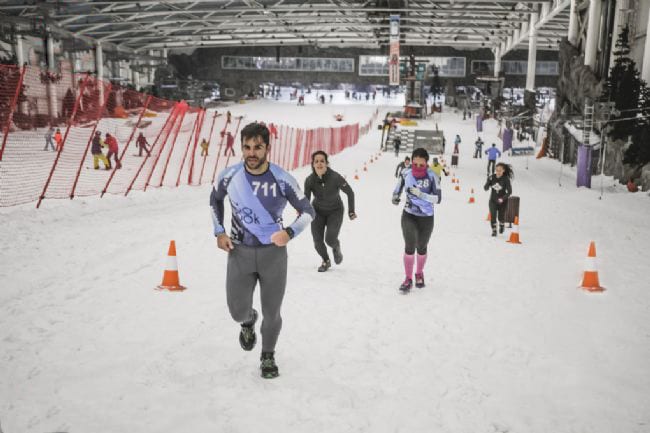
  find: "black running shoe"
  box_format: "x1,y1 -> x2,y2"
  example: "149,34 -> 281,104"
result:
239,309 -> 258,351
499,224 -> 505,234
415,273 -> 425,288
399,278 -> 413,293
317,260 -> 331,272
332,247 -> 343,265
260,352 -> 279,379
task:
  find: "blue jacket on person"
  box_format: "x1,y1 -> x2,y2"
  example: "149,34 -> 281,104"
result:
485,146 -> 501,161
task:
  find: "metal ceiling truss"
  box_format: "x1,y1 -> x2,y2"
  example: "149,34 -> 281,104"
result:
1,0 -> 571,53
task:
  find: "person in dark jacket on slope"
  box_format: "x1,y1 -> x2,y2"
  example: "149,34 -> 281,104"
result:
395,156 -> 411,178
484,162 -> 513,237
304,150 -> 356,272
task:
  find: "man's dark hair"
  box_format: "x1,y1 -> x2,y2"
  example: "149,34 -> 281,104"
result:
411,147 -> 429,162
240,122 -> 270,147
404,156 -> 410,161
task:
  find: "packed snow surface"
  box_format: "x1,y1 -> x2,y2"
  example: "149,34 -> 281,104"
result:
1,96 -> 649,433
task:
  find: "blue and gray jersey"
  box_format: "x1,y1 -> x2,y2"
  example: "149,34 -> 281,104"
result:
393,168 -> 441,217
210,162 -> 315,246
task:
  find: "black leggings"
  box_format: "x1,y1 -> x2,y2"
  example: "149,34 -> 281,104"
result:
401,211 -> 434,255
311,208 -> 344,261
487,159 -> 496,175
489,200 -> 507,226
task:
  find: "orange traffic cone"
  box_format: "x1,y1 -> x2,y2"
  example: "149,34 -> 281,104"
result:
506,216 -> 522,244
354,170 -> 359,180
157,240 -> 186,291
468,188 -> 475,203
370,157 -> 374,163
486,212 -> 491,221
363,163 -> 368,171
580,241 -> 605,292
454,184 -> 460,191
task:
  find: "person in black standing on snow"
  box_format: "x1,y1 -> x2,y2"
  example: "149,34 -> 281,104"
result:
393,135 -> 402,157
395,156 -> 411,178
304,151 -> 356,272
484,162 -> 513,237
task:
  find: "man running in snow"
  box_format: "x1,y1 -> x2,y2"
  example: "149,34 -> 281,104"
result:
210,122 -> 315,379
392,147 -> 442,293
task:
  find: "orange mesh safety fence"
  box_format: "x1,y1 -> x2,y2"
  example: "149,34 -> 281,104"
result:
0,64 -> 374,207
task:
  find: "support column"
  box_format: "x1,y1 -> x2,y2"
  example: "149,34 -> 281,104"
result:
494,46 -> 502,78
568,0 -> 579,45
541,2 -> 550,19
15,34 -> 24,66
132,62 -> 140,90
148,49 -> 155,85
15,34 -> 26,114
584,0 -> 602,69
526,12 -> 538,91
96,41 -> 104,101
46,32 -> 58,120
641,2 -> 650,83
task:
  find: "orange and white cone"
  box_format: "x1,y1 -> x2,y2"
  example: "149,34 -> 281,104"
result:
486,212 -> 491,221
363,163 -> 368,172
157,240 -> 186,291
454,183 -> 460,191
580,241 -> 605,292
468,188 -> 475,203
506,216 -> 522,244
354,170 -> 359,180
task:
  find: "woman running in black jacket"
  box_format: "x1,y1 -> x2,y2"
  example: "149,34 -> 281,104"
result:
304,151 -> 356,272
483,162 -> 513,236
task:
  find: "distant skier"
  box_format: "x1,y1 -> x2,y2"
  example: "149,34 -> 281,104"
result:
393,135 -> 401,157
473,137 -> 484,159
44,126 -> 55,151
304,151 -> 356,272
54,128 -> 63,151
453,134 -> 461,154
485,143 -> 502,175
395,156 -> 411,178
484,162 -> 513,236
392,148 -> 442,293
105,133 -> 121,169
91,131 -> 110,170
136,132 -> 151,157
200,138 -> 209,156
429,158 -> 449,180
224,131 -> 235,157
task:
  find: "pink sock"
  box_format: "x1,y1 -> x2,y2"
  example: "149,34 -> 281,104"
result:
416,254 -> 427,275
403,254 -> 415,279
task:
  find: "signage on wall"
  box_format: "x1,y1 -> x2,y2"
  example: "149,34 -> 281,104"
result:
389,15 -> 400,86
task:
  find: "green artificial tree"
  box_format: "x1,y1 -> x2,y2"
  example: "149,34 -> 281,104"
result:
625,82 -> 650,167
605,25 -> 642,140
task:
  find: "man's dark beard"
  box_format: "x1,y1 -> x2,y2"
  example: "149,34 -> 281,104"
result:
245,155 -> 267,170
